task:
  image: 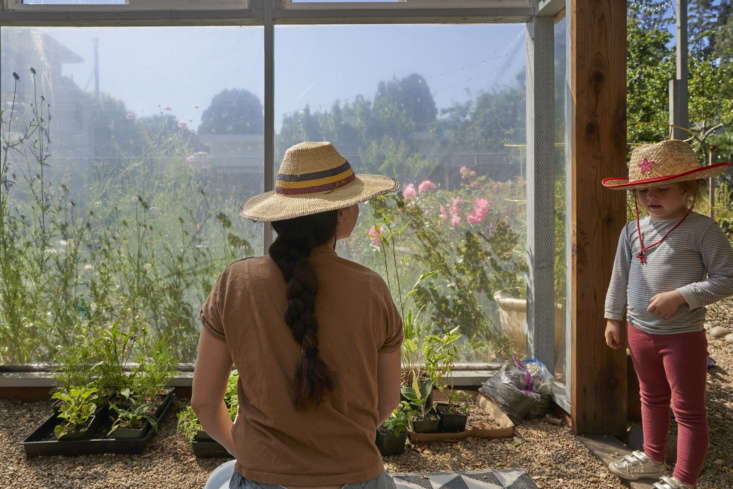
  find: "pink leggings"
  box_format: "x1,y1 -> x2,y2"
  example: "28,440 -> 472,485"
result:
627,324 -> 709,485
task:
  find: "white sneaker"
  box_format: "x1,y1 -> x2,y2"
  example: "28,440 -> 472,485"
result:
652,475 -> 694,489
608,450 -> 666,480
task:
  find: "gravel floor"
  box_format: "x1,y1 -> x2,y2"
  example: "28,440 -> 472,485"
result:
1,298 -> 731,489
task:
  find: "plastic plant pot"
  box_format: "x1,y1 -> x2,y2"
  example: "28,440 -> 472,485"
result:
375,426 -> 407,456
411,413 -> 440,433
436,403 -> 468,433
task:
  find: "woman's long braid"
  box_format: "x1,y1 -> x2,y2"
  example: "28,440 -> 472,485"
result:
269,212 -> 337,409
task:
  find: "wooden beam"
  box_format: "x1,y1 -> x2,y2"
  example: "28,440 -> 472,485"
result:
570,0 -> 627,435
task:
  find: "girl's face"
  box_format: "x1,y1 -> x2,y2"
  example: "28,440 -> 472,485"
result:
636,184 -> 687,220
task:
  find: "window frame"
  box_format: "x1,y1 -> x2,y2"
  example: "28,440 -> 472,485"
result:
4,0 -> 248,11
0,0 -> 572,413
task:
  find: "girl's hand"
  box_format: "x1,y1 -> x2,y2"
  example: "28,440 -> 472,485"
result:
605,320 -> 623,350
647,290 -> 686,319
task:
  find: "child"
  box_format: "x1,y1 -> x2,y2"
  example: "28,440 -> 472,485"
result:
602,140 -> 733,489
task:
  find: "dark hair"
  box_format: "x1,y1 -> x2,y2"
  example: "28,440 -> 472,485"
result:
269,211 -> 338,409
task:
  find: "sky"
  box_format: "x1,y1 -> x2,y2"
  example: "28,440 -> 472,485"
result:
30,23 -> 527,131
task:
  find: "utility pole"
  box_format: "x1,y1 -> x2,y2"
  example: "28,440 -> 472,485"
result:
669,0 -> 689,140
93,38 -> 100,101
709,150 -> 715,219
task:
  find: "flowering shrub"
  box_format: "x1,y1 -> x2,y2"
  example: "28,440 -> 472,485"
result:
349,168 -> 527,360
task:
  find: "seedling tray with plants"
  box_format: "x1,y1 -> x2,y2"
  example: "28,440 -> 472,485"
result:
407,391 -> 514,443
177,370 -> 238,458
22,391 -> 174,457
191,430 -> 233,458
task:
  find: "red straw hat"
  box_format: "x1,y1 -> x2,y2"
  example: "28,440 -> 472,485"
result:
241,141 -> 397,222
602,140 -> 730,190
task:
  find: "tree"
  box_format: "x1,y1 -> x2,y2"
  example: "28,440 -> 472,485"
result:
198,89 -> 264,135
372,73 -> 437,140
626,0 -> 675,146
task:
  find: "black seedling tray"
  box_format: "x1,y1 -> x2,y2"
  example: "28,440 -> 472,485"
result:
22,391 -> 174,457
191,432 -> 232,458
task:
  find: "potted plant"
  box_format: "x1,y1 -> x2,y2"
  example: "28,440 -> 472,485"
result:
107,387 -> 159,438
107,337 -> 177,439
376,401 -> 412,456
177,404 -> 204,442
420,327 -> 472,433
403,375 -> 439,433
435,389 -> 471,432
399,305 -> 436,407
51,384 -> 100,440
177,370 -> 238,455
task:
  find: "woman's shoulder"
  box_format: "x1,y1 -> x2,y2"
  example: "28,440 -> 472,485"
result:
221,256 -> 280,283
325,256 -> 391,295
332,255 -> 386,282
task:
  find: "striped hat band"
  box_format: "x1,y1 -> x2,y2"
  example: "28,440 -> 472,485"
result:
240,141 -> 397,222
276,160 -> 356,195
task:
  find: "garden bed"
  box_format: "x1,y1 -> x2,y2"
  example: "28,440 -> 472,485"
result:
0,299 -> 731,489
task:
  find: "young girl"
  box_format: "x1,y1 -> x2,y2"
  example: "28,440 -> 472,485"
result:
602,140 -> 733,489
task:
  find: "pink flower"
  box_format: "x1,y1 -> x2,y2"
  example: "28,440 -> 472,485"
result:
466,198 -> 489,224
459,166 -> 476,180
474,198 -> 489,214
177,121 -> 187,129
492,182 -> 501,191
450,197 -> 462,216
163,106 -> 172,111
466,214 -> 482,225
418,180 -> 437,194
368,225 -> 384,245
126,112 -> 135,120
403,183 -> 417,201
451,215 -> 462,227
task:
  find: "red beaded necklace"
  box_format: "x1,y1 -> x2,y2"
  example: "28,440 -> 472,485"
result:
633,195 -> 692,265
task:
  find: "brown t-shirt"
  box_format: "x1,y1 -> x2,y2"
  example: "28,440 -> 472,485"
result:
199,245 -> 403,486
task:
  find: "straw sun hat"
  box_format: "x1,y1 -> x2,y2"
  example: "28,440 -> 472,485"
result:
241,141 -> 398,222
602,139 -> 730,190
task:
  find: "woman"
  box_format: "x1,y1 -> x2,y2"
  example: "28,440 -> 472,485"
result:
192,141 -> 403,489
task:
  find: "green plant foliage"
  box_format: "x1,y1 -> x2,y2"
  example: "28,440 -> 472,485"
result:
381,401 -> 413,436
0,69 -> 255,365
445,389 -> 472,416
51,384 -> 98,439
422,327 -> 461,390
176,405 -> 203,443
176,370 -> 238,443
108,387 -> 159,435
368,188 -> 523,356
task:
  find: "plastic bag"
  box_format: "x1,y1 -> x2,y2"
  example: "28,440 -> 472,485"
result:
479,355 -> 553,422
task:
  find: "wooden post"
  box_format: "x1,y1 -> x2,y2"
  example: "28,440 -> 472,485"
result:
570,0 -> 628,435
670,0 -> 689,141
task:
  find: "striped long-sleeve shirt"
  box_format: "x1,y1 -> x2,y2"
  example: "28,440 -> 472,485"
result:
604,212 -> 733,335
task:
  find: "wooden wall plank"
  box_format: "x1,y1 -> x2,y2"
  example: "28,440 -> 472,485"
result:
570,0 -> 628,435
